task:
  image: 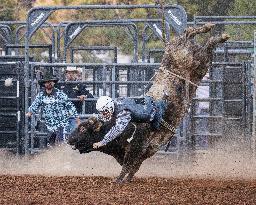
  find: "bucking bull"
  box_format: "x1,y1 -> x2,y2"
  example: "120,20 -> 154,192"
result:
68,23 -> 229,183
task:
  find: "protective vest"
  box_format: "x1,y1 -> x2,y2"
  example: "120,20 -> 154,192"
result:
114,97 -> 154,123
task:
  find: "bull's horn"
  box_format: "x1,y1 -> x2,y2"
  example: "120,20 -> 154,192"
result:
94,122 -> 102,132
88,117 -> 97,125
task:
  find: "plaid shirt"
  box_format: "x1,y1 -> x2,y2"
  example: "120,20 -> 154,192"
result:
28,88 -> 78,132
100,110 -> 132,145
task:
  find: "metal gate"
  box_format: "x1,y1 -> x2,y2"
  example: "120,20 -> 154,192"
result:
189,62 -> 252,150
0,61 -> 25,154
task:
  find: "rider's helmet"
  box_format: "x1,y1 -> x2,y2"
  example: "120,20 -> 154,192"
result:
96,96 -> 115,122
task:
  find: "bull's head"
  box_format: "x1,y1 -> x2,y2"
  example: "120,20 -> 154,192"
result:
68,117 -> 110,153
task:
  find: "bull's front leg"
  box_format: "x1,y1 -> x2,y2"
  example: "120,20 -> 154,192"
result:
115,166 -> 129,183
115,158 -> 144,183
125,160 -> 144,182
114,148 -> 147,183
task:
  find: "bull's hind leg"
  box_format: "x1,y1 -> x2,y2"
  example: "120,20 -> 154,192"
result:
204,34 -> 230,51
186,23 -> 215,39
191,33 -> 230,82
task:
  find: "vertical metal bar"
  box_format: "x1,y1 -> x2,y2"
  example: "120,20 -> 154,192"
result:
220,64 -> 225,140
30,64 -> 37,153
63,40 -> 67,63
141,26 -> 148,63
208,66 -> 214,137
56,23 -> 62,62
132,25 -> 138,63
111,65 -> 116,98
24,16 -> 31,155
102,65 -> 107,96
127,67 -> 131,97
184,74 -> 191,149
114,47 -> 117,63
189,100 -> 196,151
242,63 -> 246,137
244,62 -> 250,140
252,31 -> 256,155
181,73 -> 191,152
49,45 -> 53,63
224,43 -> 228,61
16,63 -> 20,155
70,48 -> 74,63
245,62 -> 250,137
93,68 -> 96,96
51,26 -> 55,63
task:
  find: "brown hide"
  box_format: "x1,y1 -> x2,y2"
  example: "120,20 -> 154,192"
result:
146,23 -> 229,156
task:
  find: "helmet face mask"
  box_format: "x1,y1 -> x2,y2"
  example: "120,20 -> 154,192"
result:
99,109 -> 113,122
96,96 -> 114,122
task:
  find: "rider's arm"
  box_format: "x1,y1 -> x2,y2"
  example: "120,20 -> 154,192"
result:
99,110 -> 132,146
28,92 -> 43,114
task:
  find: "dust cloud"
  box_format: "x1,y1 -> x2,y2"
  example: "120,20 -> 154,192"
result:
1,142 -> 256,180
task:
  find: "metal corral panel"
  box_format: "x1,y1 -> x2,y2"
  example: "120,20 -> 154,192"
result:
0,61 -> 25,154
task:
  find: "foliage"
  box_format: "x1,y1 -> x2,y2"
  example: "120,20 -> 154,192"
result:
229,0 -> 256,16
165,0 -> 235,21
1,0 -> 255,61
1,0 -> 36,21
0,0 -> 16,21
225,0 -> 256,41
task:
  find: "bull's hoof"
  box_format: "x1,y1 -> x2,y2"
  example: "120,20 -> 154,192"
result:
113,177 -> 124,184
113,176 -> 132,184
222,33 -> 230,40
124,176 -> 133,183
112,176 -> 133,184
205,23 -> 215,30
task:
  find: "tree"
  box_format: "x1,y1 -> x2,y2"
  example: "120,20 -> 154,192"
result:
166,0 -> 235,21
0,0 -> 33,21
0,0 -> 19,21
229,0 -> 256,16
225,0 -> 256,41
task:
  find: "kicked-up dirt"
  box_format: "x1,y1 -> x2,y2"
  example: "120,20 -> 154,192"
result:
1,145 -> 256,204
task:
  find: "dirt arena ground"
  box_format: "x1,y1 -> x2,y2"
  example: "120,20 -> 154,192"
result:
1,144 -> 256,205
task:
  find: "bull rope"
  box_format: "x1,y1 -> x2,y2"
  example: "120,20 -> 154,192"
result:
161,68 -> 198,88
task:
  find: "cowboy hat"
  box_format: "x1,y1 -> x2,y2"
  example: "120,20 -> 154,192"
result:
65,66 -> 79,72
38,70 -> 59,86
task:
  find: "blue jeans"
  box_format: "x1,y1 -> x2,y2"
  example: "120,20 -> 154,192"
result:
150,100 -> 167,130
47,126 -> 64,145
47,118 -> 77,145
63,117 -> 78,142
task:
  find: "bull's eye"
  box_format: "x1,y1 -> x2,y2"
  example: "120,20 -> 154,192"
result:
79,126 -> 86,133
94,122 -> 103,132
